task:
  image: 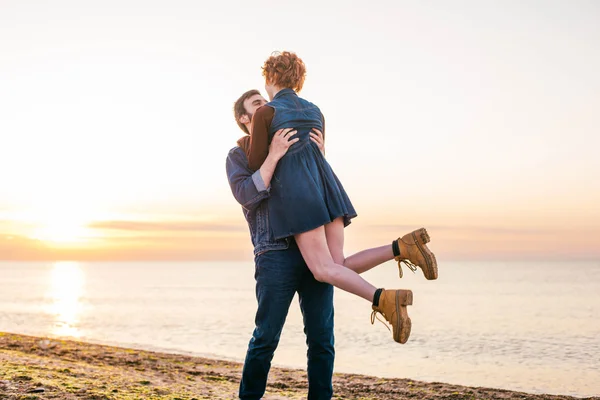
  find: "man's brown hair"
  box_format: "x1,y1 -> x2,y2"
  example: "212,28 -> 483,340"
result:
262,51 -> 306,93
233,89 -> 260,134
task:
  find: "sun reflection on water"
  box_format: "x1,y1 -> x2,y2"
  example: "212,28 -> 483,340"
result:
47,261 -> 85,337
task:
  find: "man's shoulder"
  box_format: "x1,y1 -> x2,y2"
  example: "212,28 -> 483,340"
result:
227,145 -> 246,158
226,146 -> 249,168
228,145 -> 241,155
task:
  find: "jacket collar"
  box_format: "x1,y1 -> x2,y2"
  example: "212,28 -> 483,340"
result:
272,88 -> 296,100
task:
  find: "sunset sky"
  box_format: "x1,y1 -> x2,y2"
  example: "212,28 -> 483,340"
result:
1,0 -> 598,261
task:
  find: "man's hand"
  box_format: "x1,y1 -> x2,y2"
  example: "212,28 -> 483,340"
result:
259,128 -> 297,190
268,128 -> 298,161
309,128 -> 325,156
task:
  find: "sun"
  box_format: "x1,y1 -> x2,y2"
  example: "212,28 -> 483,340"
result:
24,203 -> 102,245
32,221 -> 92,244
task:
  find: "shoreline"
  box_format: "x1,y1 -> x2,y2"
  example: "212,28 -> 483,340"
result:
0,332 -> 597,400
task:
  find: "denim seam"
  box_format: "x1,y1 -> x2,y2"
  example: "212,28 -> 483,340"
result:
242,191 -> 269,210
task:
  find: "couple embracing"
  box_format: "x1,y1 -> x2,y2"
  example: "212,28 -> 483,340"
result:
225,51 -> 438,400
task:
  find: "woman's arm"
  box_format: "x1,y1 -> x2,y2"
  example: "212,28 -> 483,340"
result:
247,105 -> 275,171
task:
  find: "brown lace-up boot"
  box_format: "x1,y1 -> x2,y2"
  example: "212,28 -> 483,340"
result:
395,228 -> 438,280
371,289 -> 413,344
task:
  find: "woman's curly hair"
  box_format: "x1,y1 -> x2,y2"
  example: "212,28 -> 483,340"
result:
262,51 -> 306,93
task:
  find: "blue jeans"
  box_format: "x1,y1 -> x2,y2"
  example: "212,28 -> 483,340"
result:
239,241 -> 335,400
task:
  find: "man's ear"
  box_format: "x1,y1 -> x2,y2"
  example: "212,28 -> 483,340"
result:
239,114 -> 250,124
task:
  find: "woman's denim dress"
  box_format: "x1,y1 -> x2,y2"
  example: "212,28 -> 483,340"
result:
266,88 -> 357,240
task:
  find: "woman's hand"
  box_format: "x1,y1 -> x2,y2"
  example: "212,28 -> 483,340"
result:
268,128 -> 298,161
310,128 -> 325,156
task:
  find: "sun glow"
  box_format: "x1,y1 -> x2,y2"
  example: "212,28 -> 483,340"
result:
32,220 -> 97,244
15,197 -> 106,245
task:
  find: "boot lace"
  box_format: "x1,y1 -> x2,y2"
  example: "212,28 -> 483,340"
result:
370,310 -> 391,332
396,258 -> 418,278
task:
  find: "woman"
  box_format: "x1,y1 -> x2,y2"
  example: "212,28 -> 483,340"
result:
246,51 -> 437,344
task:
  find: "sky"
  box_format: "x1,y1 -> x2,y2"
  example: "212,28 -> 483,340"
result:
1,0 -> 599,261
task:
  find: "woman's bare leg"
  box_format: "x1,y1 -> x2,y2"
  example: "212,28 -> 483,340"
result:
322,218 -> 394,275
323,220 -> 439,280
322,217 -> 346,265
344,246 -> 394,274
299,218 -> 416,343
295,224 -> 376,303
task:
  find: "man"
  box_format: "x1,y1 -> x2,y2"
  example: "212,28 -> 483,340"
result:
226,90 -> 431,399
226,89 -> 334,400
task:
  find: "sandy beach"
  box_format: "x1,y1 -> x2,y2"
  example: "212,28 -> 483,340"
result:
0,332 -> 597,400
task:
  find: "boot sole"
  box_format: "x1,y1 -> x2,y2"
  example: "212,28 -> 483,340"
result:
395,290 -> 412,344
413,228 -> 438,280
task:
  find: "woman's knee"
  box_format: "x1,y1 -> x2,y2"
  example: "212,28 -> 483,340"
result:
309,262 -> 336,283
312,270 -> 328,283
331,253 -> 346,266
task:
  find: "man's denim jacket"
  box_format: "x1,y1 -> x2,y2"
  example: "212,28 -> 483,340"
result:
226,146 -> 290,255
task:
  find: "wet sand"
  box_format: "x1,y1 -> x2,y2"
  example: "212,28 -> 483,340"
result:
0,332 -> 596,400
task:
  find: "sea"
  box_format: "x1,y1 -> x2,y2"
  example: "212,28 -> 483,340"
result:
0,260 -> 598,397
